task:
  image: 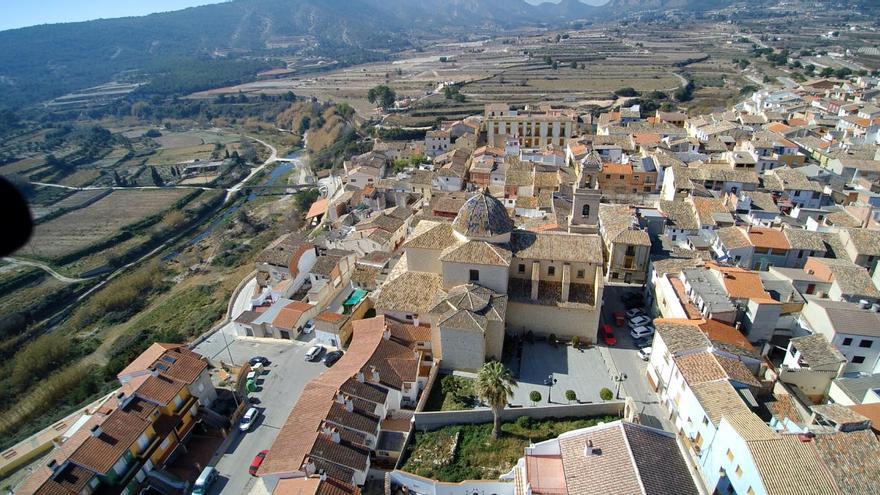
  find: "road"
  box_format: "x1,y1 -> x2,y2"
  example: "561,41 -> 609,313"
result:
224,136 -> 278,203
600,284 -> 673,432
2,257 -> 92,283
193,326 -> 325,495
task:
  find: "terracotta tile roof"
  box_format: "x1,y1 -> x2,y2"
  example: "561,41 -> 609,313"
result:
403,221 -> 460,251
656,321 -> 711,354
117,342 -> 181,381
691,197 -> 731,227
709,264 -> 775,302
675,352 -> 727,385
440,240 -> 512,266
510,231 -> 604,264
747,434 -> 837,495
659,200 -> 699,230
261,316 -> 416,478
339,378 -> 388,405
767,393 -> 806,425
783,227 -> 827,252
386,320 -> 431,344
716,226 -> 751,250
715,354 -> 761,387
557,421 -> 698,495
307,198 -> 329,219
525,455 -> 566,494
274,301 -> 314,331
136,374 -> 186,405
70,400 -> 155,474
747,227 -> 791,251
375,271 -> 444,314
691,380 -> 751,425
602,163 -> 632,175
813,429 -> 880,495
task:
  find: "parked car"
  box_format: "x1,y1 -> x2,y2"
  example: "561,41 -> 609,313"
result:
630,325 -> 655,340
628,315 -> 652,328
638,347 -> 653,361
249,356 -> 270,366
305,345 -> 324,361
249,450 -> 269,476
323,350 -> 344,367
612,311 -> 625,326
239,407 -> 260,432
624,308 -> 644,319
601,324 -> 617,346
302,320 -> 314,334
192,467 -> 218,495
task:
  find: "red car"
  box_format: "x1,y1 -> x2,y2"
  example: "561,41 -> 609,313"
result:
249,450 -> 269,476
601,324 -> 617,346
612,312 -> 625,327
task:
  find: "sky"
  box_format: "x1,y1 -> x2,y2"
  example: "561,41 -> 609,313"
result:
0,0 -> 227,31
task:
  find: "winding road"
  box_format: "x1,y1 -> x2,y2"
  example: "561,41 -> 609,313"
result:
2,257 -> 93,283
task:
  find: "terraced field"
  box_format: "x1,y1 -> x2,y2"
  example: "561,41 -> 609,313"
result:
24,189 -> 190,259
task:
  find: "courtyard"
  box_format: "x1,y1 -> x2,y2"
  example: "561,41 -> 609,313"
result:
505,340 -> 617,407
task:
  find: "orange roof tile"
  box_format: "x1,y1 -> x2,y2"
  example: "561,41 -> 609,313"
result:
747,227 -> 791,250
306,198 -> 329,219
602,163 -> 632,175
274,301 -> 313,330
709,264 -> 776,302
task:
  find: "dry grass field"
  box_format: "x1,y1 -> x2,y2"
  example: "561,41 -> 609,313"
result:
24,189 -> 190,259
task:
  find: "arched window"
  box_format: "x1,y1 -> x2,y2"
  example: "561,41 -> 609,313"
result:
582,203 -> 591,217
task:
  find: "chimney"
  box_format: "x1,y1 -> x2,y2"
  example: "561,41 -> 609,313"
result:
356,371 -> 365,383
331,427 -> 340,443
370,366 -> 380,383
344,395 -> 354,413
302,457 -> 316,476
89,425 -> 102,438
47,459 -> 60,474
383,328 -> 391,341
584,439 -> 596,456
320,471 -> 327,482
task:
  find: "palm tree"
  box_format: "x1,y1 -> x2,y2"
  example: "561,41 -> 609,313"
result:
475,361 -> 517,440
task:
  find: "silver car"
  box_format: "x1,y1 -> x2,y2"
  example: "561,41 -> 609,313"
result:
239,407 -> 259,432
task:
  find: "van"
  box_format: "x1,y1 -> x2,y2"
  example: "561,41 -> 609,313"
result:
192,466 -> 218,495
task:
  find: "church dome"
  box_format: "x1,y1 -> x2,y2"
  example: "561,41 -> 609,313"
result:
452,190 -> 514,241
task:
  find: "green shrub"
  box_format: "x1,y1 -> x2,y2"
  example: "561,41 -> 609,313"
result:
529,390 -> 542,405
565,390 -> 577,403
600,387 -> 614,401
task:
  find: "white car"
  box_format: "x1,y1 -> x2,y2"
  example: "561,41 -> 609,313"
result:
302,320 -> 314,334
239,407 -> 260,432
628,315 -> 651,328
625,308 -> 644,319
305,345 -> 324,361
638,347 -> 653,361
630,325 -> 655,340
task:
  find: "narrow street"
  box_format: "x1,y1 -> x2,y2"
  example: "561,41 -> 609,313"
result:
599,284 -> 673,432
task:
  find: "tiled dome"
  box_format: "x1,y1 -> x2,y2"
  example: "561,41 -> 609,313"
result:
452,190 -> 513,240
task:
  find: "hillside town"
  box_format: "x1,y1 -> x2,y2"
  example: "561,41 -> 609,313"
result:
12,72 -> 880,495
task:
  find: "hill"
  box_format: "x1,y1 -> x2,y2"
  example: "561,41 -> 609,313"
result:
0,0 -> 756,110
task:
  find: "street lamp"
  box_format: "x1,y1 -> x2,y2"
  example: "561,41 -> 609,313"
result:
614,373 -> 628,399
544,374 -> 558,404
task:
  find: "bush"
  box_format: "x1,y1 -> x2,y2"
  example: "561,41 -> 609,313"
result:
614,87 -> 639,97
565,390 -> 577,404
548,333 -> 557,345
571,335 -> 581,348
599,387 -> 614,401
515,416 -> 532,429
529,390 -> 542,405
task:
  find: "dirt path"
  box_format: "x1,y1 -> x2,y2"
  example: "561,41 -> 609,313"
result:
2,256 -> 92,283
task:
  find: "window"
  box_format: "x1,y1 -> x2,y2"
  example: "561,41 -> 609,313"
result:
582,204 -> 591,217
577,269 -> 585,279
859,339 -> 873,349
469,269 -> 480,282
548,265 -> 556,276
626,245 -> 635,256
747,488 -> 755,495
703,416 -> 709,426
605,174 -> 611,179
852,356 -> 866,364
726,449 -> 734,462
518,264 -> 525,274
735,465 -> 743,478
842,338 -> 853,346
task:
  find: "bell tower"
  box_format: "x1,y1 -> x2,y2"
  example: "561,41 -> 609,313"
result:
569,152 -> 601,234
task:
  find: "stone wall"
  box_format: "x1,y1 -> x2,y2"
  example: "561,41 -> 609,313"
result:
412,401 -> 625,431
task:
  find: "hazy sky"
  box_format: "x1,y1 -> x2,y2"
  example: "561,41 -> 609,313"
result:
0,0 -> 606,32
0,0 -> 227,31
